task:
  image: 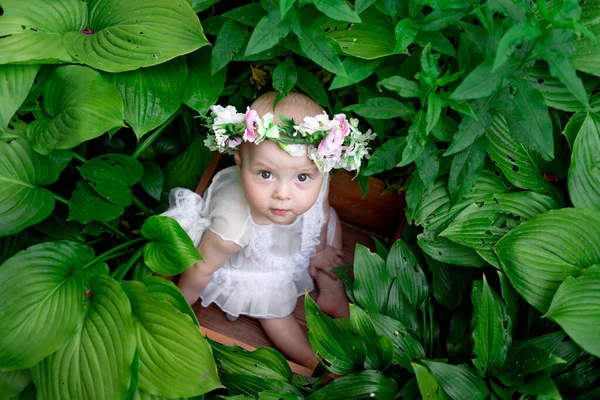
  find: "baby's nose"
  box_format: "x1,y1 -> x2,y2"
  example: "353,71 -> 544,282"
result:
273,183 -> 291,200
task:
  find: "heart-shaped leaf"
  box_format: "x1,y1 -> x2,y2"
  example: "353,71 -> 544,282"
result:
495,208 -> 600,313
107,57 -> 188,139
27,65 -> 124,154
441,192 -> 558,251
183,47 -> 227,116
141,216 -> 202,276
0,139 -> 56,236
68,180 -> 125,224
353,244 -> 392,314
78,154 -> 144,207
0,65 -> 39,130
0,0 -> 83,64
141,276 -> 198,327
545,265 -> 600,358
31,274 -> 136,399
121,280 -> 221,397
349,305 -> 394,371
0,240 -> 92,370
568,112 -> 600,211
471,278 -> 510,377
62,0 -> 208,72
423,360 -> 490,400
306,370 -> 398,400
305,295 -> 366,374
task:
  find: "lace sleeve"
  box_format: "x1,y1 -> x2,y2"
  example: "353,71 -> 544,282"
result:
161,188 -> 210,247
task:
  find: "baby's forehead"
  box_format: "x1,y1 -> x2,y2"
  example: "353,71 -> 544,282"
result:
241,142 -> 318,171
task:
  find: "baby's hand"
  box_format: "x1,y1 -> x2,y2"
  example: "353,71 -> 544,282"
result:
309,246 -> 346,280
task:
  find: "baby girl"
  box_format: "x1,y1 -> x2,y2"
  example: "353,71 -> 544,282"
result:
162,92 -> 375,368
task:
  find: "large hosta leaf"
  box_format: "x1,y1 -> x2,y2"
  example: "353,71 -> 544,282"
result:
568,113 -> 600,211
0,139 -> 56,236
141,216 -> 202,276
0,369 -> 31,399
27,65 -> 124,154
441,191 -> 558,251
486,116 -> 550,193
418,232 -> 488,267
63,0 -> 208,72
142,276 -> 199,327
107,58 -> 188,139
210,342 -> 291,382
0,0 -> 84,64
68,180 -> 125,224
0,241 -> 92,370
31,274 -> 136,399
0,65 -> 39,129
121,281 -> 221,397
545,265 -> 600,357
495,208 -> 600,313
572,0 -> 600,77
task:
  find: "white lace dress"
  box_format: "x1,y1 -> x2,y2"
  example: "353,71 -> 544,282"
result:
161,166 -> 336,319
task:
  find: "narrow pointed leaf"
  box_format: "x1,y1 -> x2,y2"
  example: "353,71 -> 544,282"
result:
413,363 -> 451,399
0,241 -> 91,370
386,240 -> 427,310
245,9 -> 290,56
448,136 -> 487,204
292,25 -> 345,76
330,58 -> 379,90
418,232 -> 488,267
121,281 -> 221,397
568,113 -> 600,211
211,20 -> 248,75
307,370 -> 398,400
495,208 -> 600,313
210,342 -> 291,382
141,216 -> 202,276
353,244 -> 392,314
184,47 -> 226,116
27,65 -> 124,154
423,361 -> 490,400
31,274 -> 136,399
343,97 -> 415,120
313,0 -> 361,23
370,313 -> 425,370
349,305 -> 394,370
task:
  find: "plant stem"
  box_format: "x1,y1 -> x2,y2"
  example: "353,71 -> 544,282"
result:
53,192 -> 69,205
71,151 -> 88,164
131,111 -> 180,160
83,237 -> 146,270
132,195 -> 153,216
111,247 -> 145,281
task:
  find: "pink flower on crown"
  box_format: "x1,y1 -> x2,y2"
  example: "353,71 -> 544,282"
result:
227,137 -> 243,148
318,114 -> 350,157
244,107 -> 259,142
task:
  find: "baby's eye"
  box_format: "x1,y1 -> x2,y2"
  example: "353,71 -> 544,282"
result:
259,170 -> 272,179
297,173 -> 309,182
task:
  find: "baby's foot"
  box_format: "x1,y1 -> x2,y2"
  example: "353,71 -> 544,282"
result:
317,286 -> 350,318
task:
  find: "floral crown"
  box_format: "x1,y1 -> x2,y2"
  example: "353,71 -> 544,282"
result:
204,105 -> 376,175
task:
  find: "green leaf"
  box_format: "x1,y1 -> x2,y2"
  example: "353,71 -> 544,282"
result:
27,65 -> 124,154
296,67 -> 330,109
142,276 -> 199,327
568,112 -> 600,211
163,134 -> 212,192
498,271 -> 519,336
349,305 -> 394,370
377,75 -> 422,98
330,58 -> 380,90
190,0 -> 220,13
426,92 -> 442,134
34,214 -> 84,241
292,24 -> 346,76
572,0 -> 600,76
545,265 -> 600,357
0,139 -> 56,236
361,136 -> 406,176
343,97 -> 414,120
211,342 -> 291,382
518,372 -> 561,400
416,138 -> 439,192
394,19 -> 418,54
423,361 -> 490,400
441,192 -> 558,251
222,3 -> 267,27
0,369 -> 31,399
418,232 -> 488,267
68,180 -> 124,224
306,370 -> 398,400
486,116 -> 550,193
450,61 -> 500,100
141,216 -> 201,276
63,0 -> 208,72
211,20 -> 248,75
495,208 -> 600,313
387,240 -> 428,310
308,7 -> 399,59
429,258 -> 470,310
245,9 -> 291,57
140,161 -> 164,202
563,112 -> 586,150
313,0 -> 361,23
370,313 -> 425,370
78,154 -> 143,207
272,56 -> 297,105
184,47 -> 227,116
0,65 -> 39,130
471,278 -> 510,376
496,341 -> 567,387
31,274 -> 136,399
107,58 -> 187,139
0,240 -> 90,370
413,363 -> 451,400
0,0 -> 83,64
385,278 -> 418,332
353,244 -> 392,314
221,374 -> 301,397
121,280 -> 221,397
443,96 -> 495,157
305,295 -> 366,374
448,136 -> 487,204
492,23 -> 540,71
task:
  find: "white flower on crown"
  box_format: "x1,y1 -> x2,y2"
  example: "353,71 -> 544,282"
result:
256,113 -> 280,143
294,112 -> 332,136
211,105 -> 246,128
283,143 -> 307,157
307,146 -> 339,174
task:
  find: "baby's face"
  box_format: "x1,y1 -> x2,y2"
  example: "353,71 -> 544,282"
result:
235,141 -> 323,225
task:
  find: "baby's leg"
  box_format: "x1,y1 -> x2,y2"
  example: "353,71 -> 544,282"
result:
315,209 -> 350,318
259,315 -> 318,369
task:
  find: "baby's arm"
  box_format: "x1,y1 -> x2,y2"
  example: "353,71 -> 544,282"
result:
178,230 -> 241,305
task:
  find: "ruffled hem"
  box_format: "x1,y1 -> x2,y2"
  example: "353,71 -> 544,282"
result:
200,272 -> 314,319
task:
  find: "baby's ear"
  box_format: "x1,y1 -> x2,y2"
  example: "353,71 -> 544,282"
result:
234,152 -> 241,170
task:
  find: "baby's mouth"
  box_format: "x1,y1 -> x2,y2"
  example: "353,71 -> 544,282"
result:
270,209 -> 289,215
